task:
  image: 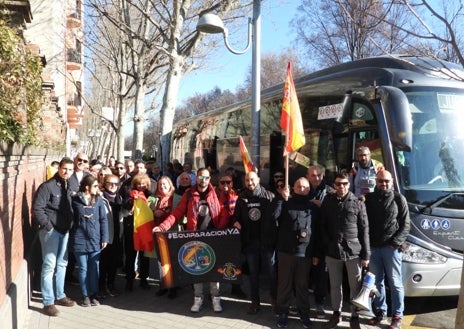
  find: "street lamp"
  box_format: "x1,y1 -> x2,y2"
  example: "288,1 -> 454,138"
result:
196,0 -> 262,169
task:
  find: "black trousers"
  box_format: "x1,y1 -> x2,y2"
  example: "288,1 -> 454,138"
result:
276,252 -> 311,316
123,216 -> 149,283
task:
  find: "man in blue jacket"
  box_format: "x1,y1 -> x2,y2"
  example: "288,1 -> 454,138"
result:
32,157 -> 76,316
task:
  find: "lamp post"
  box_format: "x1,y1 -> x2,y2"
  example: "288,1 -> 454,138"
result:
197,0 -> 262,169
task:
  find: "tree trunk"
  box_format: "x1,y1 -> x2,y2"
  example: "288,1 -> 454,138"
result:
160,57 -> 183,169
132,80 -> 146,159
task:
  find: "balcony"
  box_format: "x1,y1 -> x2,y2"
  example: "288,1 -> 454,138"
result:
67,11 -> 82,28
66,49 -> 82,71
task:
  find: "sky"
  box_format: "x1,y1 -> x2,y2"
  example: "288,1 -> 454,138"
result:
177,0 -> 301,105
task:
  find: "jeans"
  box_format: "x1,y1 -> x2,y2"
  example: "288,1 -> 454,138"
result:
38,229 -> 69,306
244,240 -> 277,303
193,282 -> 220,298
75,251 -> 101,297
370,246 -> 405,317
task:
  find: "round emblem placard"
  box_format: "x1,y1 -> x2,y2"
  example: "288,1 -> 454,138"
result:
178,241 -> 216,275
248,208 -> 261,221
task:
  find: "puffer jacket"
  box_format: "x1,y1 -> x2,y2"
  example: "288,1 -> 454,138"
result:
319,191 -> 370,261
232,184 -> 277,249
364,187 -> 410,248
69,192 -> 109,253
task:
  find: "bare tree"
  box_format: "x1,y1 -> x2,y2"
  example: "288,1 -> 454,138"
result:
383,0 -> 464,66
293,0 -> 413,68
84,0 -> 252,166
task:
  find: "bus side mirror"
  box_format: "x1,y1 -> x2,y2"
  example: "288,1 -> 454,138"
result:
376,86 -> 412,151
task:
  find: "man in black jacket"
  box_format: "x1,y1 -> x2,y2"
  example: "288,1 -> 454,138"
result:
273,177 -> 313,328
32,157 -> 76,316
318,172 -> 370,329
232,170 -> 277,314
364,170 -> 410,329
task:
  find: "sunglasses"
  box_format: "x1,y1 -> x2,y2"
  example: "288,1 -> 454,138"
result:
220,180 -> 232,185
377,179 -> 391,183
334,181 -> 349,187
198,175 -> 210,181
77,158 -> 89,163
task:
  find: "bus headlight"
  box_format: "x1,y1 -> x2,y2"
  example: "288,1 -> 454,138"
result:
401,241 -> 447,264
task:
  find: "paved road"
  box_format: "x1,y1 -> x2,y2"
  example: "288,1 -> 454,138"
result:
23,273 -> 455,329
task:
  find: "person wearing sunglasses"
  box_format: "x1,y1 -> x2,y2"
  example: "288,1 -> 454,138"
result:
67,152 -> 91,286
318,172 -> 370,329
69,174 -> 109,307
153,168 -> 223,313
215,175 -> 246,299
364,170 -> 410,329
99,174 -> 123,298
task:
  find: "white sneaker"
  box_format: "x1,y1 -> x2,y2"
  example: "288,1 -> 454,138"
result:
212,296 -> 222,313
190,296 -> 203,312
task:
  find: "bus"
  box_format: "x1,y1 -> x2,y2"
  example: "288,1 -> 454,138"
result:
171,55 -> 464,297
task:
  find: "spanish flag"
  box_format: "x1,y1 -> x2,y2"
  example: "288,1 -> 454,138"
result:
239,135 -> 254,174
281,62 -> 305,156
131,190 -> 155,251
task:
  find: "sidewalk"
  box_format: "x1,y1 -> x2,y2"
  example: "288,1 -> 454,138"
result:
22,273 -> 414,329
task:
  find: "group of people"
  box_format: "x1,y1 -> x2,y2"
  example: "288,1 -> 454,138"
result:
33,147 -> 410,329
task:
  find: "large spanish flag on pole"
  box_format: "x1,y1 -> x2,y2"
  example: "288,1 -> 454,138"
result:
131,190 -> 155,251
239,136 -> 254,174
281,62 -> 305,156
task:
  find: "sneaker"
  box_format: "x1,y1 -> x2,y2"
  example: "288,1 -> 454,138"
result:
316,304 -> 326,319
80,296 -> 91,307
90,295 -> 101,306
190,296 -> 203,312
301,316 -> 313,328
43,304 -> 60,317
246,301 -> 260,314
277,314 -> 288,328
212,296 -> 223,312
55,296 -> 76,307
389,316 -> 402,329
350,316 -> 361,329
368,309 -> 386,325
324,313 -> 341,329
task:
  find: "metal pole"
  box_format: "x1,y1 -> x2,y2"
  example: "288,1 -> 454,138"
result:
251,0 -> 261,170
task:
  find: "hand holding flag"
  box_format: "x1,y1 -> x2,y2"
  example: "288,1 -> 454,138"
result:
281,62 -> 305,156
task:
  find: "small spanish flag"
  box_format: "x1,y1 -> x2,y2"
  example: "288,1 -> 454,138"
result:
239,136 -> 254,174
281,62 -> 305,156
131,190 -> 155,251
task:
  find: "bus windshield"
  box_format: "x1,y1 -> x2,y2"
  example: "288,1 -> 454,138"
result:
398,87 -> 464,207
